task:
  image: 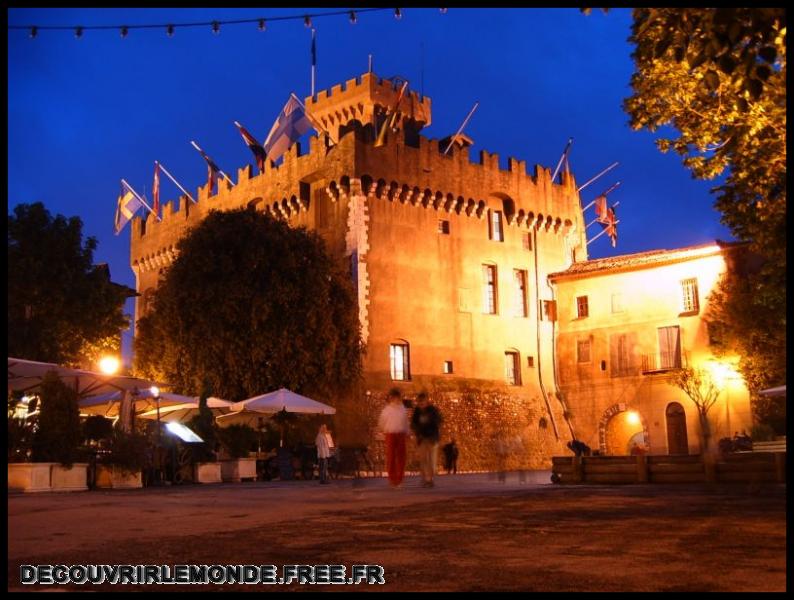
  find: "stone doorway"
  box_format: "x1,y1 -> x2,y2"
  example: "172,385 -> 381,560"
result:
665,402 -> 689,455
599,403 -> 648,456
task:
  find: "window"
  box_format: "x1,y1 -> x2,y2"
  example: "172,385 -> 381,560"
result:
658,326 -> 681,369
505,351 -> 521,385
542,300 -> 557,321
576,295 -> 589,318
443,360 -> 453,374
513,270 -> 528,317
438,219 -> 450,234
611,293 -> 624,314
489,210 -> 504,242
681,278 -> 699,314
390,342 -> 410,381
482,265 -> 498,314
522,232 -> 532,251
577,340 -> 591,364
527,356 -> 534,368
610,333 -> 636,377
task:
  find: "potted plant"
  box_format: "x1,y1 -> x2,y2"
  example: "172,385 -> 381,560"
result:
7,395 -> 50,492
30,372 -> 88,491
188,393 -> 221,483
95,430 -> 148,489
218,424 -> 259,482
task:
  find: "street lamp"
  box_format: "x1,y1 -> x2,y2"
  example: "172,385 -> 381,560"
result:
98,356 -> 120,375
150,386 -> 162,484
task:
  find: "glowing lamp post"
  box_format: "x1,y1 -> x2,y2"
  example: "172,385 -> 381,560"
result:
98,356 -> 120,375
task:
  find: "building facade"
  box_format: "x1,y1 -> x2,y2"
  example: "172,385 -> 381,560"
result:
129,73 -> 750,468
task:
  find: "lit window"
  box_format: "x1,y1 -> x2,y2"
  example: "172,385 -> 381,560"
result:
681,278 -> 699,314
482,265 -> 498,314
576,296 -> 589,318
505,351 -> 521,385
577,340 -> 591,363
390,342 -> 410,381
489,210 -> 504,242
438,219 -> 450,234
443,360 -> 453,374
513,269 -> 528,317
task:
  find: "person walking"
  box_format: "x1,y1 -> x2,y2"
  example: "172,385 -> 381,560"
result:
315,424 -> 332,484
411,392 -> 442,488
378,388 -> 409,488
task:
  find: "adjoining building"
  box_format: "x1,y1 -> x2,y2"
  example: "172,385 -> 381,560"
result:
129,73 -> 751,468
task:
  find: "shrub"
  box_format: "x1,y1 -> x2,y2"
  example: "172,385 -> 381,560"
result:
751,423 -> 776,442
32,372 -> 82,466
102,430 -> 150,475
217,424 -> 259,459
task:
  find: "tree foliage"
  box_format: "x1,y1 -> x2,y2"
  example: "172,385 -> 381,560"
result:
8,202 -> 131,366
31,371 -> 83,466
134,208 -> 362,403
620,9 -> 786,427
669,366 -> 722,451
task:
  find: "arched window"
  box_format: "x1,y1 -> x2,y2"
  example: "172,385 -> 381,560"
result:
390,340 -> 411,381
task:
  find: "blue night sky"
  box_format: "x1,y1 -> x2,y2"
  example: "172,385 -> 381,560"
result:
8,7 -> 733,365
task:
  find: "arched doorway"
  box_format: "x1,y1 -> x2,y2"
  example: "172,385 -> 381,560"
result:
599,403 -> 648,455
665,402 -> 689,455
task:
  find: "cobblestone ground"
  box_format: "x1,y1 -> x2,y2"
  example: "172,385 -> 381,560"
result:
7,475 -> 786,592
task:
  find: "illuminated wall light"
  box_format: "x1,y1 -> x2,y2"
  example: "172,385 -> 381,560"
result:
626,411 -> 641,426
212,21 -> 220,35
304,15 -> 312,28
74,26 -> 83,39
349,11 -> 357,24
394,8 -> 402,20
258,19 -> 266,31
30,26 -> 38,39
120,26 -> 128,38
166,24 -> 174,37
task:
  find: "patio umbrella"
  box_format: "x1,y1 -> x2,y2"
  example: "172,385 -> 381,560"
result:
137,397 -> 233,423
759,385 -> 786,397
78,390 -> 196,418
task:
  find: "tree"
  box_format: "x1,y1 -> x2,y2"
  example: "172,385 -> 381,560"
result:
31,371 -> 83,466
669,366 -> 722,454
8,202 -> 132,366
619,9 -> 786,422
134,208 -> 362,403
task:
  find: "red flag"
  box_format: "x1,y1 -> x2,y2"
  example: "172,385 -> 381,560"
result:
605,206 -> 618,247
234,121 -> 267,173
594,195 -> 608,223
152,162 -> 160,216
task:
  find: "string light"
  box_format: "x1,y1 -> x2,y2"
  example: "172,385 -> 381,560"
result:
12,8 -> 418,39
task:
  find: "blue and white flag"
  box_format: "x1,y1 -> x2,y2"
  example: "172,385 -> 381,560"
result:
114,180 -> 143,235
263,95 -> 313,163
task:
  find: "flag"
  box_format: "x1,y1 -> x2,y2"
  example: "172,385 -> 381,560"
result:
114,180 -> 143,235
594,194 -> 608,223
600,205 -> 618,247
374,81 -> 409,147
263,96 -> 313,163
152,162 -> 160,216
235,121 -> 267,173
193,143 -> 224,192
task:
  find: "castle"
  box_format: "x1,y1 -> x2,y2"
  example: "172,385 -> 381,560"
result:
130,72 -> 752,469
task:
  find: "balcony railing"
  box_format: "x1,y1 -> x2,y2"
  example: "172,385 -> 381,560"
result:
640,351 -> 687,374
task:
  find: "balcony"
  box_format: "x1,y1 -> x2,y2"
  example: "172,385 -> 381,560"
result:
640,351 -> 687,374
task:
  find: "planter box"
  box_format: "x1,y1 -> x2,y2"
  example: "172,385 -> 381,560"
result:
95,465 -> 143,489
221,458 -> 257,482
8,463 -> 53,493
194,462 -> 222,483
51,463 -> 89,492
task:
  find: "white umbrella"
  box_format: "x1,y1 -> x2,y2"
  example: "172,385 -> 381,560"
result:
759,385 -> 786,397
138,397 -> 233,423
225,388 -> 337,415
78,390 -> 197,418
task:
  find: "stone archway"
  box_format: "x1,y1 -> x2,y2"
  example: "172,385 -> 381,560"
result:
598,403 -> 649,455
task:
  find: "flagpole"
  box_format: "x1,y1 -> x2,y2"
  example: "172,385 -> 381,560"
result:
443,101 -> 479,155
577,161 -> 619,193
190,141 -> 234,186
290,92 -> 338,144
157,161 -> 197,204
551,137 -> 574,182
586,201 -> 621,229
582,181 -> 621,211
587,220 -> 621,246
310,28 -> 316,97
121,178 -> 160,221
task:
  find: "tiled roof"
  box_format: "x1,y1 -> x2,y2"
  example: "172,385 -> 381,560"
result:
549,241 -> 743,280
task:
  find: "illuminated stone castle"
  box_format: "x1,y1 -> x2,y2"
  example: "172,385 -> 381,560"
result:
130,73 -> 751,467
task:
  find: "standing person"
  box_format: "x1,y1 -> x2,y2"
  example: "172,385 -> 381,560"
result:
411,392 -> 442,488
378,388 -> 409,488
315,424 -> 332,484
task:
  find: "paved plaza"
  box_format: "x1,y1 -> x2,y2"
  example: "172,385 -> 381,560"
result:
8,473 -> 787,591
